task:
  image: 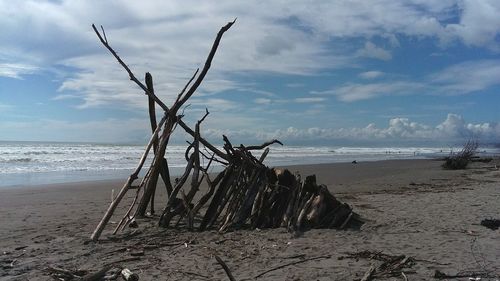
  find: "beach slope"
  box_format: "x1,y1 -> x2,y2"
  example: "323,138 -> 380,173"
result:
1,159 -> 499,280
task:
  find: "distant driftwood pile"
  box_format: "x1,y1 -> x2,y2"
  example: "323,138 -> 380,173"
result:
90,20 -> 363,241
442,140 -> 479,170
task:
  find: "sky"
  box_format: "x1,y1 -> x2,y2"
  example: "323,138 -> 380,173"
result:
0,0 -> 499,146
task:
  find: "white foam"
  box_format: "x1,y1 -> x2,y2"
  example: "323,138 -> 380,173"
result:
1,142 -> 498,181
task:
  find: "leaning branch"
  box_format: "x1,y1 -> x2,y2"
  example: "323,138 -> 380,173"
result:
172,19 -> 236,113
178,118 -> 229,161
91,24 -> 170,112
90,115 -> 167,241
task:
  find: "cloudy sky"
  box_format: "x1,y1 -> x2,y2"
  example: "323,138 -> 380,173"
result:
1,0 -> 499,146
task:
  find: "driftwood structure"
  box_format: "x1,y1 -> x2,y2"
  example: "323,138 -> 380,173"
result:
90,20 -> 362,241
442,139 -> 478,170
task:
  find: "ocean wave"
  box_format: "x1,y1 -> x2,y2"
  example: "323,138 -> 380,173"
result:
23,151 -> 65,155
5,157 -> 33,163
1,143 -> 499,176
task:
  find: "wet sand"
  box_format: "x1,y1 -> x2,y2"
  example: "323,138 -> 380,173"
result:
1,159 -> 499,280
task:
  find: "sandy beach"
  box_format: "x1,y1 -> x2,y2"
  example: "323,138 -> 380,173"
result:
1,158 -> 499,280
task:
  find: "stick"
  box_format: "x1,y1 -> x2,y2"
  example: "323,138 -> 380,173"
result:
113,167 -> 152,234
174,68 -> 199,107
214,254 -> 236,281
360,265 -> 376,281
244,139 -> 283,150
158,154 -> 196,227
90,116 -> 167,241
92,22 -> 230,161
135,119 -> 175,217
254,255 -> 331,278
146,72 -> 159,214
339,211 -> 353,229
433,269 -> 495,279
172,19 -> 236,113
92,24 -> 170,112
191,169 -> 225,223
145,72 -> 174,198
178,119 -> 229,161
186,110 -> 207,202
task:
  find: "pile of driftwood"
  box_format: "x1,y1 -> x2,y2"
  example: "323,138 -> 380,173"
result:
90,20 -> 362,242
442,139 -> 478,170
340,251 -> 416,280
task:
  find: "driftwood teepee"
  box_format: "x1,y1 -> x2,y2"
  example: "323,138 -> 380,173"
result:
90,20 -> 363,241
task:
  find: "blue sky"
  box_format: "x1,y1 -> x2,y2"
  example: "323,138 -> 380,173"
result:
0,0 -> 499,146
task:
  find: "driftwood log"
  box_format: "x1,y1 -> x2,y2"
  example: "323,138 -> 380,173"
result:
90,20 -> 363,241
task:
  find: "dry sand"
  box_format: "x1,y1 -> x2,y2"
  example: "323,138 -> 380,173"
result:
1,159 -> 499,280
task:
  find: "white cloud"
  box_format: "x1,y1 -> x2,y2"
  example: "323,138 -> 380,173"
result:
189,98 -> 239,112
358,71 -> 385,79
0,118 -> 150,143
286,83 -> 305,88
314,58 -> 500,102
325,81 -> 424,102
254,98 -> 272,105
2,112 -> 497,144
445,0 -> 500,49
0,102 -> 12,112
431,59 -> 500,94
201,113 -> 500,143
253,96 -> 326,105
436,113 -> 467,137
0,63 -> 39,79
294,97 -> 326,103
356,42 -> 392,61
2,0 -> 500,110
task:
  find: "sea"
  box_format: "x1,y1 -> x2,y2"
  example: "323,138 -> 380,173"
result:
1,141 -> 498,188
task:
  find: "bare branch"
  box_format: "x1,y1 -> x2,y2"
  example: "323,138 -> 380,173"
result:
100,25 -> 107,43
178,118 -> 229,161
214,254 -> 237,281
90,115 -> 167,241
174,68 -> 199,106
199,108 -> 210,124
244,139 -> 283,150
254,255 -> 331,278
172,19 -> 236,113
91,24 -> 170,112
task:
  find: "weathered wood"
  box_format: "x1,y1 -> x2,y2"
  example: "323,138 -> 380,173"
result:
113,168 -> 153,234
244,139 -> 283,150
209,167 -> 243,229
158,154 -> 195,227
199,165 -> 236,231
145,72 -> 174,199
135,119 -> 175,217
171,19 -> 236,113
190,169 -> 225,224
91,20 -> 363,239
121,268 -> 139,281
146,72 -> 158,215
90,115 -> 167,241
360,265 -> 376,281
214,254 -> 236,281
254,255 -> 331,279
92,24 -> 170,112
186,110 -> 209,203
